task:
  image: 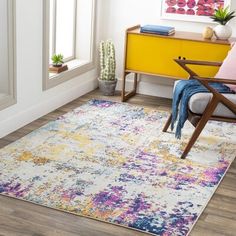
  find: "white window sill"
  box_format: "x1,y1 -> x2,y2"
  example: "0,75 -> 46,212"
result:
49,59 -> 89,79
43,58 -> 95,90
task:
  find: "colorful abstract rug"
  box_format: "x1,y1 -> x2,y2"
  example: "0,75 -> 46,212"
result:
0,100 -> 235,236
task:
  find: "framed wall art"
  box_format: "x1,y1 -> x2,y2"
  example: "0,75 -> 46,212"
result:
161,0 -> 232,23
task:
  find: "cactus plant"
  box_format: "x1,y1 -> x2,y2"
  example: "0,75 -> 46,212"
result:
99,40 -> 116,80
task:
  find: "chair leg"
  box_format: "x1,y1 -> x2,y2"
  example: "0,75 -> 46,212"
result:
181,97 -> 219,159
163,114 -> 172,132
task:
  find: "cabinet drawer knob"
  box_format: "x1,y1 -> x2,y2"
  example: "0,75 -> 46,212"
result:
183,57 -> 186,60
178,56 -> 181,59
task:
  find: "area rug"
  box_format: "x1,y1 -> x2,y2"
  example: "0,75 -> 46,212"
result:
0,100 -> 235,236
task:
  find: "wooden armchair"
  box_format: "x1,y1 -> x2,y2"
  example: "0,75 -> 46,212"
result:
163,59 -> 236,159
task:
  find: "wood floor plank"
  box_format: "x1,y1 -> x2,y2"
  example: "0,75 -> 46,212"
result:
0,89 -> 235,236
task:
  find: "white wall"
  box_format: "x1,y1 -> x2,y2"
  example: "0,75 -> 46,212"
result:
0,0 -> 102,138
0,0 -> 9,94
98,0 -> 236,98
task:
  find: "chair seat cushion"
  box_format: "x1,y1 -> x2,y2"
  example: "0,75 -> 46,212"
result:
189,93 -> 236,118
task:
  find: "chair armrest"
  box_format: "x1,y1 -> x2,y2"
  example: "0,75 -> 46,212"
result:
174,59 -> 222,67
174,59 -> 222,77
174,60 -> 236,115
193,76 -> 236,85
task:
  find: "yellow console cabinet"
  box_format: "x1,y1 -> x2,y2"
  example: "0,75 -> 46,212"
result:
121,25 -> 234,102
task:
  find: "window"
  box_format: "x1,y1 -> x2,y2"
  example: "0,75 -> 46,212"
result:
43,0 -> 96,90
0,0 -> 16,110
49,0 -> 77,62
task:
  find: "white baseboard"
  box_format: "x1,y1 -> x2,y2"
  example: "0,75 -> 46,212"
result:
0,76 -> 98,138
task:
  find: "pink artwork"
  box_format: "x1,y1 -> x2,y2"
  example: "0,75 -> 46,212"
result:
161,0 -> 231,22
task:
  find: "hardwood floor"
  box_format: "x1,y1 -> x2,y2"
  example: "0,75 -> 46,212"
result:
0,90 -> 235,236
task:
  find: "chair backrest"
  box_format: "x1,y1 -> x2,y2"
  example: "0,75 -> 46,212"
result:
215,43 -> 236,92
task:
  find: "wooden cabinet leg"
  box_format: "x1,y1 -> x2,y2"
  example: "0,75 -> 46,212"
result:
121,73 -> 127,102
121,72 -> 138,102
181,97 -> 219,159
134,73 -> 138,92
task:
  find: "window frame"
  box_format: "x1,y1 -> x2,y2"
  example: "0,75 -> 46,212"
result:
0,0 -> 16,111
49,0 -> 77,62
42,0 -> 96,90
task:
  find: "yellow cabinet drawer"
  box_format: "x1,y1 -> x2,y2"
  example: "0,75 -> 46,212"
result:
126,34 -> 183,78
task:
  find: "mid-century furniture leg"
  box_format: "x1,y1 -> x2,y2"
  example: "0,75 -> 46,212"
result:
163,114 -> 172,132
121,72 -> 138,102
181,96 -> 219,159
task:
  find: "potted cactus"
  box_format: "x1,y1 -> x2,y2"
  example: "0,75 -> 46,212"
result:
98,40 -> 117,96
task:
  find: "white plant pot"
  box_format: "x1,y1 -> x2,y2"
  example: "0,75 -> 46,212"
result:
214,25 -> 232,40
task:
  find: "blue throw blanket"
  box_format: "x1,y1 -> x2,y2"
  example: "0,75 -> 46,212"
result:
171,79 -> 233,139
